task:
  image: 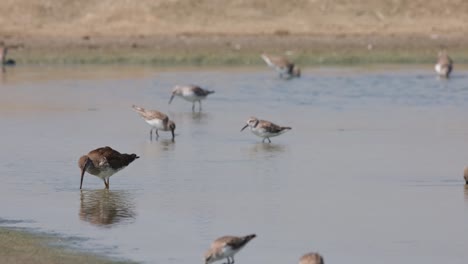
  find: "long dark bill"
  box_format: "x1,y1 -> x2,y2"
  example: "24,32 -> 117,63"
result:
80,158 -> 90,190
168,94 -> 175,104
240,124 -> 249,132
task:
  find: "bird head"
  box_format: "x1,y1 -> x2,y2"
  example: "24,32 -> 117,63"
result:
169,86 -> 182,104
241,117 -> 259,131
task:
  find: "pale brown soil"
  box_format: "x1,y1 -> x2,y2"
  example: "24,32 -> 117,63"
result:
0,227 -> 133,264
0,0 -> 467,63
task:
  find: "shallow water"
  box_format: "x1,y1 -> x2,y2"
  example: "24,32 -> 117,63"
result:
1,65 -> 468,264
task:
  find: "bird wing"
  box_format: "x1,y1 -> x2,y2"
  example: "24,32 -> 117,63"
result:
191,86 -> 213,96
259,120 -> 286,133
87,146 -> 136,170
438,54 -> 453,67
144,110 -> 168,122
132,105 -> 168,122
262,54 -> 292,68
87,147 -> 118,167
211,236 -> 236,249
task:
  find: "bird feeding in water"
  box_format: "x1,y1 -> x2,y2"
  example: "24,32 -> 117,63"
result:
261,53 -> 300,79
435,50 -> 453,78
204,234 -> 256,264
132,105 -> 176,140
169,85 -> 215,111
78,146 -> 139,190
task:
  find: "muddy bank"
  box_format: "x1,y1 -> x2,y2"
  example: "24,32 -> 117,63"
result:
3,33 -> 468,66
0,227 -> 134,264
1,0 -> 467,65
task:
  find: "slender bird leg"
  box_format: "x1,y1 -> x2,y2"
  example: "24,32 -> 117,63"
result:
103,179 -> 109,189
149,128 -> 153,141
262,138 -> 266,143
155,129 -> 159,138
231,256 -> 235,264
199,100 -> 202,111
192,102 -> 195,112
267,137 -> 271,143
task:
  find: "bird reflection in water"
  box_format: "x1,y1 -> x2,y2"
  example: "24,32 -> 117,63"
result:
249,143 -> 286,156
464,185 -> 468,203
79,189 -> 136,227
156,138 -> 176,151
169,111 -> 211,125
190,111 -> 209,122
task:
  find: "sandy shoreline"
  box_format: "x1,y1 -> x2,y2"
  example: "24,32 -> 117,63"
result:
1,0 -> 467,65
0,227 -> 133,264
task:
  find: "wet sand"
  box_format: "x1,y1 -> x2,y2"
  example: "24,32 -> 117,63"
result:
0,227 -> 133,263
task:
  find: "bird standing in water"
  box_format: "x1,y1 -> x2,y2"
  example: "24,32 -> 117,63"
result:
435,50 -> 453,78
241,117 -> 291,143
261,53 -> 300,79
169,85 -> 215,111
132,105 -> 176,140
204,234 -> 256,264
78,146 -> 139,190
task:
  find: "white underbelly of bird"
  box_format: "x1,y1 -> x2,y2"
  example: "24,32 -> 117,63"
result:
252,129 -> 288,138
221,246 -> 240,258
145,118 -> 165,130
181,93 -> 203,102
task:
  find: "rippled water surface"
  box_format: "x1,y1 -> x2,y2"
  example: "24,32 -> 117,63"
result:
1,65 -> 468,263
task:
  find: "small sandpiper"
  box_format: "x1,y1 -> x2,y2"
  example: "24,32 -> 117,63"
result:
204,234 -> 256,264
435,50 -> 453,78
299,252 -> 324,264
261,53 -> 300,79
241,117 -> 291,143
168,85 -> 215,111
78,146 -> 139,190
132,105 -> 176,140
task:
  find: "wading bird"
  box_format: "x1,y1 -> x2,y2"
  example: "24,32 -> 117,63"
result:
169,85 -> 215,111
241,117 -> 291,143
132,105 -> 176,140
204,234 -> 256,264
261,53 -> 300,79
435,50 -> 453,78
78,147 -> 139,190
